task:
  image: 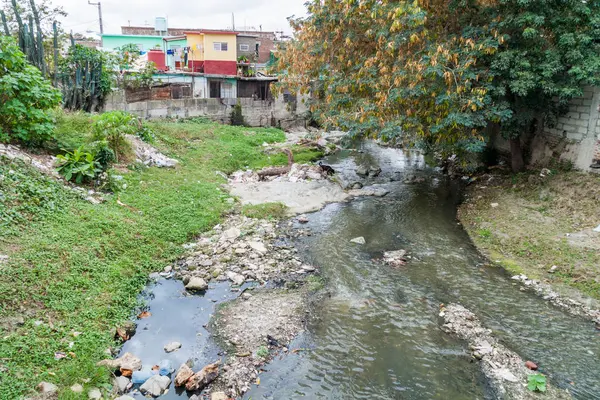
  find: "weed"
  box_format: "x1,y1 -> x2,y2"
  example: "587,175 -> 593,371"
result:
477,228 -> 492,239
306,275 -> 325,292
527,373 -> 547,392
56,146 -> 101,183
256,346 -> 269,359
241,203 -> 288,220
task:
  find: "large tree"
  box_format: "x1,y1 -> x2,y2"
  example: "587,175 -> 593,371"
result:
277,0 -> 600,171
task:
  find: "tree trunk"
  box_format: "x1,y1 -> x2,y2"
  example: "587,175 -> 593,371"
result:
510,137 -> 525,172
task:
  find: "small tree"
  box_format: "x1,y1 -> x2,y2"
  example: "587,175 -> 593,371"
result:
0,35 -> 61,146
230,101 -> 246,126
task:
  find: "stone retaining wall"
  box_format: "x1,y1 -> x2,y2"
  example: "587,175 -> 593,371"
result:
104,91 -> 308,131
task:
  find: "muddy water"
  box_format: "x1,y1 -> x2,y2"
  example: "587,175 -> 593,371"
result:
245,143 -> 600,399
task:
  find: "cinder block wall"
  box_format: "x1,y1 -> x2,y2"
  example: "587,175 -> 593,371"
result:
104,91 -> 308,131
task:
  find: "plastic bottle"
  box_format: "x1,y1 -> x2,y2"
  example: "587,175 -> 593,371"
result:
158,359 -> 172,376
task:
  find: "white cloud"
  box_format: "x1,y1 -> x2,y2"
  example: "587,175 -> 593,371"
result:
55,0 -> 307,36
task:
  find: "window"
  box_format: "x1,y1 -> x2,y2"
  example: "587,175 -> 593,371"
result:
239,44 -> 250,51
213,42 -> 228,51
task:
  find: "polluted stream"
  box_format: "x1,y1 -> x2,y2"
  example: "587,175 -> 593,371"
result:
122,142 -> 600,399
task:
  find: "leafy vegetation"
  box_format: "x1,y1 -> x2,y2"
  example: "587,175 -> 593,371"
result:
277,0 -> 600,171
230,101 -> 246,126
0,35 -> 61,146
56,146 -> 100,183
91,111 -> 137,162
256,345 -> 269,359
0,116 -> 295,399
528,373 -> 547,392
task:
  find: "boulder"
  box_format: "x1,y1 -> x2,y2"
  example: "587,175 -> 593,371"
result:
185,277 -> 208,291
164,341 -> 182,353
185,362 -> 220,391
369,166 -> 382,177
140,375 -> 171,397
222,227 -> 241,241
355,165 -> 369,177
174,363 -> 195,387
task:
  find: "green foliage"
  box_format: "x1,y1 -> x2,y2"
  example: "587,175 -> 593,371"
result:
256,345 -> 269,359
230,101 -> 246,126
116,43 -> 141,70
96,169 -> 125,193
50,109 -> 92,150
124,61 -> 159,89
87,140 -> 115,171
0,35 -> 61,146
306,275 -> 325,292
136,122 -> 156,143
59,44 -> 114,112
241,203 -> 288,219
56,146 -> 101,183
279,0 -> 600,171
527,374 -> 547,392
478,228 -> 492,239
0,119 -> 288,398
0,159 -> 70,235
91,111 -> 137,162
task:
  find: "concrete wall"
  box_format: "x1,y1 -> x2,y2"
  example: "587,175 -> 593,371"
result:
104,90 -> 308,130
493,86 -> 600,172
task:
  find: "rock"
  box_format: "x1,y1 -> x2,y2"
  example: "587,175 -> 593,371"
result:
88,388 -> 102,399
164,265 -> 172,273
525,361 -> 538,371
37,382 -> 58,395
70,384 -> 84,393
350,237 -> 366,245
226,271 -> 246,286
301,265 -> 316,272
351,182 -> 363,189
164,341 -> 182,353
549,265 -> 558,273
497,368 -> 518,382
115,396 -> 135,400
491,203 -> 499,208
185,362 -> 220,391
97,352 -> 142,371
211,392 -> 229,400
248,241 -> 268,254
140,375 -> 171,397
369,166 -> 382,177
297,215 -> 309,224
114,376 -> 131,394
383,250 -> 407,267
355,165 -> 369,177
222,227 -> 241,241
242,292 -> 253,300
174,363 -> 195,387
185,277 -> 208,291
594,224 -> 600,233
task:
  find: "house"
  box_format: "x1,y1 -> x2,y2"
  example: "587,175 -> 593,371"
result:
237,34 -> 259,62
101,34 -> 165,52
163,36 -> 187,70
184,30 -> 238,76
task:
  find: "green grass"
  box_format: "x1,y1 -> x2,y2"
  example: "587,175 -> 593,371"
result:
0,116 -> 296,399
306,275 -> 325,292
241,203 -> 288,219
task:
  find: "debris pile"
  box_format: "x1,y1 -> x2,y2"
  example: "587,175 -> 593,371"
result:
440,304 -> 569,399
127,135 -> 178,168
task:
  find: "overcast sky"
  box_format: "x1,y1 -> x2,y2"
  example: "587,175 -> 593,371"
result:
56,0 -> 307,36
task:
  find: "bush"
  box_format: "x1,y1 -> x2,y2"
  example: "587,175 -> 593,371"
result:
230,101 -> 246,126
87,140 -> 116,171
0,36 -> 61,146
91,111 -> 137,162
56,146 -> 101,183
136,123 -> 155,143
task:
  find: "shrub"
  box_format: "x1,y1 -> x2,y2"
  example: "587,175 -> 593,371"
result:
87,140 -> 116,171
0,36 -> 61,146
230,101 -> 246,126
91,111 -> 137,162
527,374 -> 547,393
56,146 -> 101,184
136,123 -> 155,143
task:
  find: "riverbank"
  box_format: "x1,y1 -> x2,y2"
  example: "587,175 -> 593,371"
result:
0,116 -> 320,399
457,168 -> 600,307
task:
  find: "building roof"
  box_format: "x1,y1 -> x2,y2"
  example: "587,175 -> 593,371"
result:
102,33 -> 166,39
184,30 -> 238,35
163,35 -> 187,41
122,26 -> 275,34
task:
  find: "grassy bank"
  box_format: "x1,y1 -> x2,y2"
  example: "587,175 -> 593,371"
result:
458,168 -> 600,300
0,116 -> 319,399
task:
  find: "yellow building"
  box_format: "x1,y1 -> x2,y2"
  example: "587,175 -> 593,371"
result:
185,30 -> 238,75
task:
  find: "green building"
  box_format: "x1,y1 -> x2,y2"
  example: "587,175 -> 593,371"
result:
101,34 -> 165,52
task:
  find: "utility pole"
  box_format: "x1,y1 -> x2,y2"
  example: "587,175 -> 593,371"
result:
88,1 -> 103,35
